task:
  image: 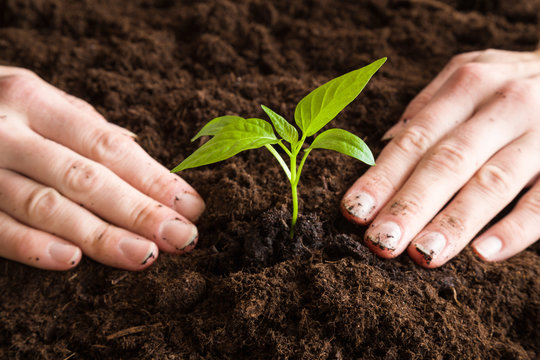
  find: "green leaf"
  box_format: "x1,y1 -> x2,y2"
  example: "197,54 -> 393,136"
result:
308,128 -> 375,165
261,105 -> 298,145
294,57 -> 386,136
172,118 -> 278,172
191,115 -> 244,141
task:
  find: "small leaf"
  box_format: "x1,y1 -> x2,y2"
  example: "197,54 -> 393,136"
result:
261,105 -> 298,145
191,115 -> 243,141
308,128 -> 375,165
295,57 -> 386,136
172,118 -> 278,172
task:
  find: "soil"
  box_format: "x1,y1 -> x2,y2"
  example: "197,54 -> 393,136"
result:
1,0 -> 539,359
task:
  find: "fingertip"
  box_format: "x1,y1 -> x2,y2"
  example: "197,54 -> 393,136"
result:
158,218 -> 198,254
363,220 -> 404,259
117,237 -> 159,270
365,241 -> 398,259
172,190 -> 206,223
408,232 -> 448,268
48,242 -> 82,269
407,244 -> 440,269
341,190 -> 376,225
471,235 -> 503,262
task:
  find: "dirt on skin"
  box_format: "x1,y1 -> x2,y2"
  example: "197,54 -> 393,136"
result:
1,0 -> 539,359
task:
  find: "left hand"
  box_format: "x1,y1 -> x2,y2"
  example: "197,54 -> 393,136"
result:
341,49 -> 540,268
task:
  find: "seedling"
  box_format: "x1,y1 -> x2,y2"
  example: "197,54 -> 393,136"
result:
172,58 -> 386,238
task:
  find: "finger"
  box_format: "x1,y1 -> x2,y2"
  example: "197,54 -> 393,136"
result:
0,211 -> 81,271
471,179 -> 540,262
382,50 -> 540,141
342,60 -> 540,225
362,77 -> 540,258
407,132 -> 540,267
0,71 -> 204,222
0,121 -> 198,254
472,48 -> 540,63
381,51 -> 482,141
0,168 -> 159,270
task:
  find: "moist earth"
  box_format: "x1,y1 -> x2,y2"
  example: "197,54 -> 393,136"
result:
1,0 -> 539,359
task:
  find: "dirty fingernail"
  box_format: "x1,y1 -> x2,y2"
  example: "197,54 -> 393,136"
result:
382,118 -> 409,141
119,237 -> 158,265
173,191 -> 206,222
48,242 -> 81,265
160,218 -> 198,251
381,130 -> 395,141
343,192 -> 375,221
366,221 -> 401,251
472,236 -> 502,260
414,232 -> 446,264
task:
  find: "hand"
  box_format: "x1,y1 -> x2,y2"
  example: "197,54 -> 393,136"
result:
0,67 -> 205,271
342,49 -> 540,268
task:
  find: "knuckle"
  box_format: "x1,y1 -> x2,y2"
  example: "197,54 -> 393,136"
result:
476,48 -> 499,61
498,80 -> 536,106
392,123 -> 432,154
449,63 -> 487,94
12,229 -> 37,260
474,163 -> 513,196
520,189 -> 540,216
129,201 -> 157,230
425,142 -> 467,174
25,187 -> 63,220
449,52 -> 473,67
64,159 -> 103,194
0,71 -> 40,101
85,223 -> 113,249
140,172 -> 178,199
90,130 -> 132,164
389,196 -> 423,217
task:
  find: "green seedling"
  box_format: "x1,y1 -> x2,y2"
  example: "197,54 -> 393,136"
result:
172,57 -> 386,238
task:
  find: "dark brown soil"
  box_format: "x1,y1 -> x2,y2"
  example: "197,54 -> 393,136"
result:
1,0 -> 539,359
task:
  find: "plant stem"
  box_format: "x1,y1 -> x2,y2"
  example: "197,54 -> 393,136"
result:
288,134 -> 307,238
289,151 -> 298,239
290,181 -> 298,239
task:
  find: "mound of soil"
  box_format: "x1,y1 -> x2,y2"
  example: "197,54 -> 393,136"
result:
1,0 -> 539,359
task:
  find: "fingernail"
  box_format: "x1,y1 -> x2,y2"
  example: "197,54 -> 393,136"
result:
48,242 -> 81,266
119,238 -> 158,265
108,123 -> 138,139
414,232 -> 446,264
381,131 -> 394,141
343,192 -> 375,221
472,236 -> 502,260
160,218 -> 198,251
173,191 -> 206,222
382,118 -> 408,141
366,221 -> 401,251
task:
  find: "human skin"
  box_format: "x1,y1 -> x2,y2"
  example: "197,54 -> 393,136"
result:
342,49 -> 540,268
0,67 -> 205,271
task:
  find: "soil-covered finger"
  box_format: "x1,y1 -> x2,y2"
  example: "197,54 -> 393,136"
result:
0,210 -> 81,270
1,131 -> 198,254
472,178 -> 540,262
0,168 -> 159,270
407,133 -> 540,267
